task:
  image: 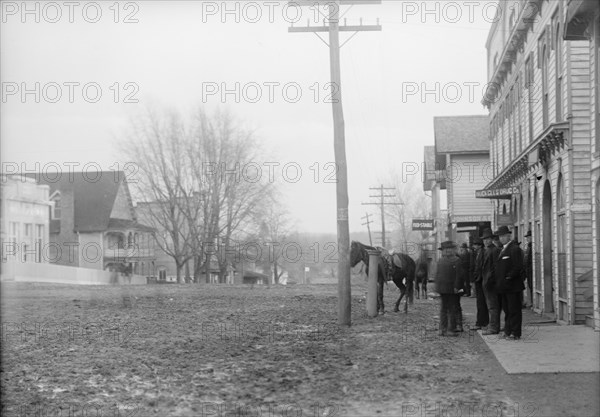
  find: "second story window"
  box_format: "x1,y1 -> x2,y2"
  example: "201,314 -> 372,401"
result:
51,192 -> 61,220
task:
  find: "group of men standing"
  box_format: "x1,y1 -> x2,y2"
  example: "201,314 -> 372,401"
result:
435,226 -> 532,339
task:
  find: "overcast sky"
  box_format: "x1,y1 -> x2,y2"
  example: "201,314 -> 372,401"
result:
1,0 -> 496,234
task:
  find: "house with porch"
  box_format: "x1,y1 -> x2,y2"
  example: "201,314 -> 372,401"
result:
32,171 -> 156,276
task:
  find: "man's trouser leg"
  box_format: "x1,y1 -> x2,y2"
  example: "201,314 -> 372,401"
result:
454,294 -> 463,331
505,292 -> 522,337
439,294 -> 449,333
483,285 -> 500,333
475,281 -> 489,327
501,293 -> 511,336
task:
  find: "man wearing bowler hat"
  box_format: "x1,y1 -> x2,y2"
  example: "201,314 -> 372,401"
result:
481,228 -> 501,335
435,241 -> 464,336
494,225 -> 525,340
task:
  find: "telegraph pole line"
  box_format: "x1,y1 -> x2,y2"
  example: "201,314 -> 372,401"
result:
289,0 -> 381,327
361,212 -> 373,246
362,185 -> 402,247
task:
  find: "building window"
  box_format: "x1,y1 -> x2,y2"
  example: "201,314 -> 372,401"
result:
525,54 -> 534,143
596,16 -> 600,153
555,23 -> 563,122
52,193 -> 61,220
6,222 -> 19,261
541,43 -> 549,127
36,224 -> 44,263
557,174 -> 567,318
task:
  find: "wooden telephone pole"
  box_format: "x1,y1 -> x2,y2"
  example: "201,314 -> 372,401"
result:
361,212 -> 373,246
289,0 -> 381,326
362,185 -> 402,247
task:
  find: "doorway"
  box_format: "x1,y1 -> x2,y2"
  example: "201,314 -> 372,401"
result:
542,180 -> 555,315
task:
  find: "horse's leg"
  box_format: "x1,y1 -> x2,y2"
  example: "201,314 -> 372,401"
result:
415,280 -> 420,299
377,275 -> 384,314
394,280 -> 405,312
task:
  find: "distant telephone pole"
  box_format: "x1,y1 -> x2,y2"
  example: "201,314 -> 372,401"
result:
361,212 -> 373,246
289,0 -> 381,326
362,185 -> 402,247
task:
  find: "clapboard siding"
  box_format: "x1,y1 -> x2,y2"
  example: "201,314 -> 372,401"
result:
485,1 -> 596,324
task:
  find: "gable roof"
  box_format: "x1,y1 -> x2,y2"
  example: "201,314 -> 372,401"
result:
32,171 -> 135,233
434,115 -> 489,154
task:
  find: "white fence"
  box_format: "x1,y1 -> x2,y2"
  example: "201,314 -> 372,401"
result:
0,261 -> 146,285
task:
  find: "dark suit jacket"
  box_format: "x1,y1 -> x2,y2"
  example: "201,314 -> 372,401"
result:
435,255 -> 464,294
495,240 -> 525,293
472,248 -> 484,283
482,244 -> 500,290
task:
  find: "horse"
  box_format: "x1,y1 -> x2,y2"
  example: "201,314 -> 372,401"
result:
384,251 -> 416,313
414,256 -> 428,300
350,241 -> 414,314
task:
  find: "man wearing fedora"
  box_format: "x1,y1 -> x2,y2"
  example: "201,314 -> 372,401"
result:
495,225 -> 525,340
435,241 -> 464,336
481,228 -> 501,335
523,230 -> 533,308
471,237 -> 488,330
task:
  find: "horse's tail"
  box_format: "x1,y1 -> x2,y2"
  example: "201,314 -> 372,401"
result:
407,256 -> 416,305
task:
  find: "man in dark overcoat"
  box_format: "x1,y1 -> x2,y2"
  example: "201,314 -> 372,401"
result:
435,241 -> 464,337
459,243 -> 472,297
481,228 -> 501,335
471,237 -> 488,330
495,225 -> 525,340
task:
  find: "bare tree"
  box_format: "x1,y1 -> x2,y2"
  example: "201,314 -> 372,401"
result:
122,107 -> 275,284
254,196 -> 293,284
124,109 -> 197,283
383,173 -> 431,255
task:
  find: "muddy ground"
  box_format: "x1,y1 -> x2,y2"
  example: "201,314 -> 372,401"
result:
1,282 -> 598,416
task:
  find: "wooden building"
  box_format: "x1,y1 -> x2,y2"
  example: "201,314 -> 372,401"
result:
33,171 -> 156,276
564,0 -> 600,328
433,115 -> 492,244
481,0 -> 597,327
1,175 -> 51,264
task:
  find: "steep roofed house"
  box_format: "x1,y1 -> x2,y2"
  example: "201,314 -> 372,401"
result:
433,115 -> 492,244
32,171 -> 156,276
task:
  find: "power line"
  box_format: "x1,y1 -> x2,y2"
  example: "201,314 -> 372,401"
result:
361,212 -> 373,246
362,184 -> 402,247
289,0 -> 381,326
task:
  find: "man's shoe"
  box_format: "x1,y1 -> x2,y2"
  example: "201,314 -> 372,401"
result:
482,330 -> 499,335
444,331 -> 460,337
506,335 -> 520,340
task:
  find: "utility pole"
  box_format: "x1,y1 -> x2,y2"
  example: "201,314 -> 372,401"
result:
362,185 -> 402,247
361,212 -> 373,246
289,0 -> 381,326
